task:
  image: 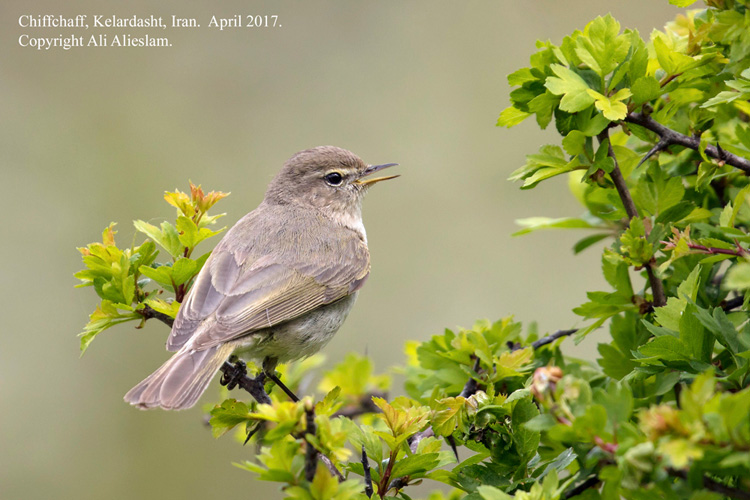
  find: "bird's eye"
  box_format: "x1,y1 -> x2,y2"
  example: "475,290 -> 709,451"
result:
324,172 -> 343,186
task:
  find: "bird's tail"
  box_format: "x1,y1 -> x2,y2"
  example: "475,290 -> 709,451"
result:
124,343 -> 235,410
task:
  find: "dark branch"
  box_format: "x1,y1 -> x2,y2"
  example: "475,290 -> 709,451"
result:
625,112 -> 750,174
219,361 -> 272,405
598,129 -> 666,307
459,357 -> 482,398
139,304 -> 174,327
304,404 -> 318,482
667,468 -> 750,500
362,446 -> 373,498
531,329 -> 578,349
722,296 -> 744,311
597,130 -> 639,219
563,475 -> 600,499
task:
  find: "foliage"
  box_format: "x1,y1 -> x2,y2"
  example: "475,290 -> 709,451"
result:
76,2 -> 750,499
75,182 -> 228,353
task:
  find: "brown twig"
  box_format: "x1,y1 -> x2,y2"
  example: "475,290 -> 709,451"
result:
362,446 -> 373,498
304,403 -> 318,482
563,475 -> 601,499
318,454 -> 344,482
531,329 -> 578,349
625,112 -> 750,174
597,130 -> 666,307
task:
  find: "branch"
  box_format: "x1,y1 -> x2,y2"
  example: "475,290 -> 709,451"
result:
139,304 -> 174,327
362,446 -> 374,498
597,130 -> 639,220
625,112 -> 750,174
531,329 -> 578,349
318,453 -> 344,483
219,361 -> 272,405
563,475 -> 600,499
304,403 -> 318,482
667,468 -> 750,500
722,296 -> 744,311
598,129 -> 666,307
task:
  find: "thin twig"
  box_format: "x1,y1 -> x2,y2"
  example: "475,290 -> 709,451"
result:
319,453 -> 344,483
667,468 -> 750,500
597,130 -> 639,219
531,329 -> 578,349
722,296 -> 744,311
625,112 -> 750,174
139,304 -> 175,327
304,403 -> 317,482
362,446 -> 373,498
563,475 -> 600,499
598,130 -> 666,307
459,357 -> 482,398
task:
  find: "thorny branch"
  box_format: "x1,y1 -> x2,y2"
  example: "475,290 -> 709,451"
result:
625,112 -> 750,175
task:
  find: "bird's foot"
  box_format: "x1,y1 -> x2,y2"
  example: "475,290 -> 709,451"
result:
220,359 -> 247,390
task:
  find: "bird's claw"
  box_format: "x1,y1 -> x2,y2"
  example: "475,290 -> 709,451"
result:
220,359 -> 247,390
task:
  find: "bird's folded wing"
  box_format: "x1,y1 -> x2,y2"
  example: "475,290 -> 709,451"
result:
167,233 -> 369,352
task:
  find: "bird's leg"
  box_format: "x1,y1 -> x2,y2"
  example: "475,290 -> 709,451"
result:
262,357 -> 300,402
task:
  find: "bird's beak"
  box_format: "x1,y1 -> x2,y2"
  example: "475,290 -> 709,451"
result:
356,163 -> 399,187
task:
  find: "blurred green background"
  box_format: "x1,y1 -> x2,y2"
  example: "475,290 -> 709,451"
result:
2,1 -> 679,499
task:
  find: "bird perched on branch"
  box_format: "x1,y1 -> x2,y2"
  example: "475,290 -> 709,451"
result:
125,146 -> 398,409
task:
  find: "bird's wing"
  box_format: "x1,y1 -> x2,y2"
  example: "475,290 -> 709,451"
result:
166,217 -> 370,352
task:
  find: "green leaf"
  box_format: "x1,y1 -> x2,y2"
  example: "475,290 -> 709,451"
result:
586,88 -> 631,121
669,0 -> 698,5
390,453 -> 442,479
513,216 -> 601,236
497,107 -> 531,128
575,14 -> 630,77
545,64 -> 596,113
509,145 -> 582,189
138,265 -> 175,290
725,262 -> 750,291
682,302 -> 714,362
632,173 -> 685,216
511,396 -> 540,462
562,130 -> 587,156
209,399 -> 254,438
638,335 -> 692,363
631,76 -> 661,105
477,485 -> 513,500
171,258 -> 198,286
134,220 -> 184,258
573,233 -> 610,254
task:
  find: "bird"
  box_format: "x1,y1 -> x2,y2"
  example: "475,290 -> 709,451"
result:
124,146 -> 398,410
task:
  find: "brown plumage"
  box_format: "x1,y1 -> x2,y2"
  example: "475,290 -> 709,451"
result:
124,146 -> 397,410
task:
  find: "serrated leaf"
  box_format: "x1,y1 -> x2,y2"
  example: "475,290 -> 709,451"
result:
497,107 -> 531,128
545,64 -> 596,113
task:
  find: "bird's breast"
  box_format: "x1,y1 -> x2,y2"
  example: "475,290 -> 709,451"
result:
234,292 -> 359,363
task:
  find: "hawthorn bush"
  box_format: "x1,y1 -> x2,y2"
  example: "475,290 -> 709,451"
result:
77,2 -> 750,499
